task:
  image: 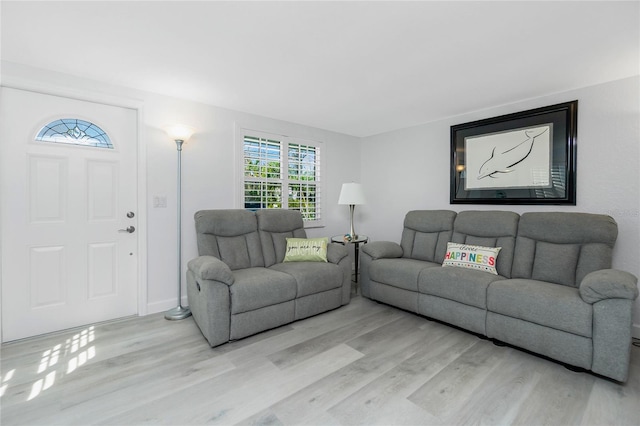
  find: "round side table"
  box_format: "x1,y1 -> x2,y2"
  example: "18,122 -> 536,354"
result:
331,235 -> 369,289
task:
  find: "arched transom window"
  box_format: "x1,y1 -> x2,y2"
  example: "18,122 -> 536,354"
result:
36,118 -> 113,149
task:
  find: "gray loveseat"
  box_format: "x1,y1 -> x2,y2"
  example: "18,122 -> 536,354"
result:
187,209 -> 351,347
360,210 -> 638,382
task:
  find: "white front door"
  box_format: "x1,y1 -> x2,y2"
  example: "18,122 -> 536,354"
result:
0,87 -> 138,342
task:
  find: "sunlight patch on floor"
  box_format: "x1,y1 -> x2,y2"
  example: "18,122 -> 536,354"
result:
14,325 -> 98,402
0,369 -> 15,397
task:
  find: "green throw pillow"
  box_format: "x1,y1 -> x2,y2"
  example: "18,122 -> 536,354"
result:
283,237 -> 328,262
442,242 -> 501,275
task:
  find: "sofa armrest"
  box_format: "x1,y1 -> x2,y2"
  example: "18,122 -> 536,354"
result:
361,241 -> 403,260
579,269 -> 638,304
187,269 -> 231,347
327,242 -> 348,264
187,255 -> 235,286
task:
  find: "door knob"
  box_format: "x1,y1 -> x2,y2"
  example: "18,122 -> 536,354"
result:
118,226 -> 136,233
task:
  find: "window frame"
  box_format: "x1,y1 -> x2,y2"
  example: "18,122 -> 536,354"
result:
237,127 -> 325,228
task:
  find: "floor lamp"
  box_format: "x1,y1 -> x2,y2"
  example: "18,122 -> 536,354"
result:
338,182 -> 366,239
164,125 -> 195,321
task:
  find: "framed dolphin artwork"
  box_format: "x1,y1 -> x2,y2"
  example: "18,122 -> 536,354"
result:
450,100 -> 577,205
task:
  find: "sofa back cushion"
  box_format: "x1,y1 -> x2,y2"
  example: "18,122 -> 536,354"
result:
194,210 -> 265,270
257,209 -> 307,267
451,210 -> 519,278
400,210 -> 456,263
512,212 -> 617,287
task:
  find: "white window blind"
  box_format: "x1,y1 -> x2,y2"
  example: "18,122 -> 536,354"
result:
242,131 -> 323,226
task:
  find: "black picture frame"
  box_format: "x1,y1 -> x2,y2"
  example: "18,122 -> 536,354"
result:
450,100 -> 577,205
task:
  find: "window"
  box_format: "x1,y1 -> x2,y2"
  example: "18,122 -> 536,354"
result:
36,118 -> 113,149
242,131 -> 323,226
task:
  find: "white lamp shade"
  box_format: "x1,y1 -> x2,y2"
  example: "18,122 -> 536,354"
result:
338,182 -> 366,205
164,124 -> 195,142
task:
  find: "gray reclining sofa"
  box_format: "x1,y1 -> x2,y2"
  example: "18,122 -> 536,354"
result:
360,210 -> 638,382
187,209 -> 351,347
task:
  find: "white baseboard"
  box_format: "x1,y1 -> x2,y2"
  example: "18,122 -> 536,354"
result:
146,296 -> 189,316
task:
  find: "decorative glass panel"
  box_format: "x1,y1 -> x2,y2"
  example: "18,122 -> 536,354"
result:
36,119 -> 113,149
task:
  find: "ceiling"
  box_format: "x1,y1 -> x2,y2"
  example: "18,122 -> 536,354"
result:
2,1 -> 638,137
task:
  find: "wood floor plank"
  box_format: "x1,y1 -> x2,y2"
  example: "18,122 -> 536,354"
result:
336,397 -> 440,426
328,324 -> 477,425
265,317 -> 433,425
235,409 -> 286,426
267,306 -> 408,369
2,330 -> 207,401
99,344 -> 364,425
2,333 -> 234,424
446,347 -> 549,425
509,362 -> 595,426
407,338 -> 507,419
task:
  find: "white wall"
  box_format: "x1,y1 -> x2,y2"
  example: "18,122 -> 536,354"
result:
360,76 -> 640,334
0,62 -> 361,315
142,94 -> 361,311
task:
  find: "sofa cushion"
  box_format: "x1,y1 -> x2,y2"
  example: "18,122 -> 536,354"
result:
419,266 -> 506,309
442,242 -> 501,275
257,209 -> 307,267
215,235 -> 258,270
194,210 -> 264,269
271,262 -> 342,297
400,210 -> 456,263
230,267 -> 297,314
370,258 -> 438,292
451,210 -> 519,278
531,241 -> 580,287
512,212 -> 617,287
487,278 -> 592,338
283,237 -> 328,262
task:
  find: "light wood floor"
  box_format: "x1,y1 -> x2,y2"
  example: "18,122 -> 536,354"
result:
1,295 -> 639,425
